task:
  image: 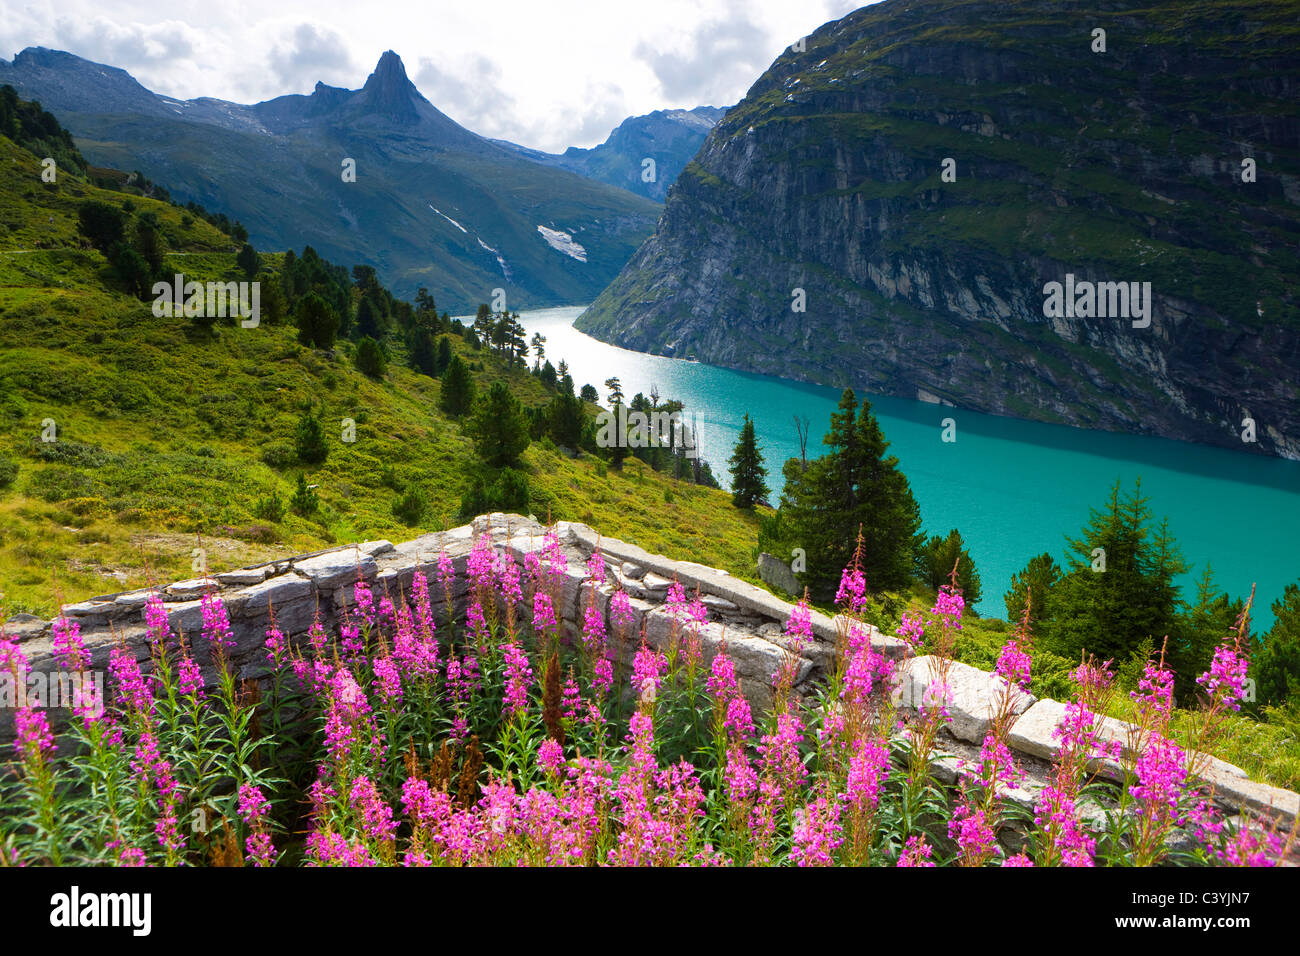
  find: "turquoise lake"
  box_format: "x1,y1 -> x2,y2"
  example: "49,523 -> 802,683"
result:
502,306 -> 1300,629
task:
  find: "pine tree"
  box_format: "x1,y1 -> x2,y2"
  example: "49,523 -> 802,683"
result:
1169,566 -> 1243,701
1042,478 -> 1188,667
467,381 -> 531,467
777,389 -> 921,597
295,292 -> 339,349
294,408 -> 328,465
439,354 -> 476,418
409,328 -> 437,377
236,243 -> 260,277
436,336 -> 453,375
918,528 -> 982,606
1004,552 -> 1060,630
727,414 -> 769,508
355,336 -> 386,379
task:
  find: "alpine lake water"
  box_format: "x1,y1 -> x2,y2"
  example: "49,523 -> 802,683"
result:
500,306 -> 1300,628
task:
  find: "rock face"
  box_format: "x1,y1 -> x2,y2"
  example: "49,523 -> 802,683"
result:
5,512 -> 1296,831
576,0 -> 1300,459
757,552 -> 800,597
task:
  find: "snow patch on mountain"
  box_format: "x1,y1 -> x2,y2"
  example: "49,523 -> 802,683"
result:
429,205 -> 468,233
536,225 -> 587,262
477,237 -> 512,280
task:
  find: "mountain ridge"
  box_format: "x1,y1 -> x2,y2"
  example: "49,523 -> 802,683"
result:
0,48 -> 661,308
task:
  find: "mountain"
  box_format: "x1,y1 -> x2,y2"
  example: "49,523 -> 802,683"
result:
576,0 -> 1300,460
0,48 -> 662,309
493,106 -> 727,201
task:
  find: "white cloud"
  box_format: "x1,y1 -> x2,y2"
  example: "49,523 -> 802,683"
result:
2,0 -> 883,151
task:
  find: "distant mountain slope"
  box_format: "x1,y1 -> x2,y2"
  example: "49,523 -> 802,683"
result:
0,48 -> 662,309
577,0 -> 1300,460
494,106 -> 727,201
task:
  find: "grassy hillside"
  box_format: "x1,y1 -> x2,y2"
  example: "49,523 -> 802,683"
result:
0,133 -> 763,615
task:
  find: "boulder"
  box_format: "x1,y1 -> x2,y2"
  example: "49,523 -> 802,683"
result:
896,656 -> 1036,744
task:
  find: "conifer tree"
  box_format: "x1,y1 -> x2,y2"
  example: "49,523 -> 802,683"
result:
467,381 -> 531,467
1256,582 -> 1300,708
728,414 -> 769,509
439,354 -> 476,418
777,389 -> 921,597
918,528 -> 982,606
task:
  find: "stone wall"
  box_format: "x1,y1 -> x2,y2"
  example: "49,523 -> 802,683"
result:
5,512 -> 1297,836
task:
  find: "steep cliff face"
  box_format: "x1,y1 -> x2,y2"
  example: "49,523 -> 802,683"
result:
576,0 -> 1300,458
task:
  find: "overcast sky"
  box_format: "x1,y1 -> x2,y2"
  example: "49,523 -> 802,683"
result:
0,0 -> 870,152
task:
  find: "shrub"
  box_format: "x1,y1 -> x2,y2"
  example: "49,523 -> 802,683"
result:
253,491 -> 285,522
294,409 -> 329,465
289,474 -> 318,517
355,336 -> 387,379
0,452 -> 16,489
393,484 -> 429,526
260,442 -> 296,470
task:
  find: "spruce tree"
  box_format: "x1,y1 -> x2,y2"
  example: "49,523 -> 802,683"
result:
777,389 -> 921,597
918,528 -> 982,606
439,354 -> 476,418
467,381 -> 531,467
1004,552 -> 1061,630
1042,478 -> 1187,667
728,414 -> 769,508
1168,566 -> 1243,702
294,408 -> 328,465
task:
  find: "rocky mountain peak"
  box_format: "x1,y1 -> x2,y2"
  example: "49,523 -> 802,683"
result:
358,50 -> 424,122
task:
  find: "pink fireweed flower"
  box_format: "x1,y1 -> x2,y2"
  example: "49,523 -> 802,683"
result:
965,734 -> 1022,791
306,831 -> 377,867
1197,640 -> 1250,712
724,746 -> 758,806
724,695 -> 755,741
708,650 -> 740,700
897,835 -> 935,867
538,738 -> 566,779
494,550 -> 524,607
532,592 -> 559,637
542,527 -> 567,582
666,581 -> 688,622
591,657 -> 613,700
784,599 -> 814,651
108,645 -> 153,718
372,656 -> 403,706
466,601 -> 491,646
931,585 -> 964,630
0,633 -> 29,684
502,642 -> 533,718
144,592 -> 173,648
264,623 -> 286,668
14,707 -> 55,762
845,737 -> 891,812
392,601 -> 437,682
996,638 -> 1033,693
585,550 -> 607,585
176,643 -> 205,699
562,675 -> 583,719
436,549 -> 456,589
1132,659 -> 1176,724
412,568 -> 437,636
467,534 -> 496,594
52,614 -> 90,672
323,666 -> 381,765
841,645 -> 882,707
895,612 -> 925,651
339,623 -> 365,661
790,794 -> 844,867
1217,822 -> 1285,867
349,579 -> 376,629
349,775 -> 398,844
581,601 -> 607,658
1002,853 -> 1035,867
948,802 -> 997,862
919,679 -> 953,724
1033,784 -> 1097,867
757,710 -> 807,801
835,566 -> 868,614
631,643 -> 667,701
237,783 -> 275,867
610,589 -> 634,631
1131,733 -> 1188,821
200,591 -> 236,661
